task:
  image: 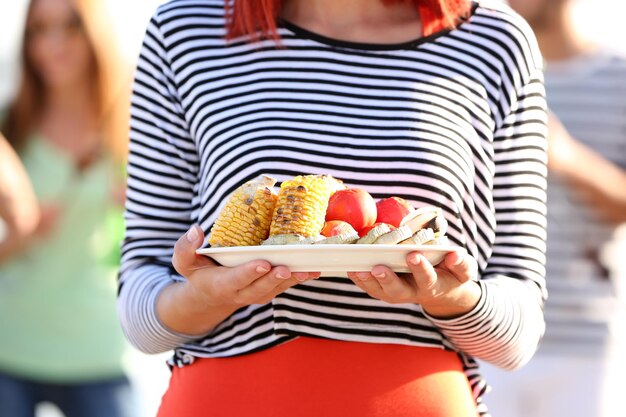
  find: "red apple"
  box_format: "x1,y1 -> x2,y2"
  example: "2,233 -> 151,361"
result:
325,188 -> 377,232
321,220 -> 357,237
375,197 -> 414,227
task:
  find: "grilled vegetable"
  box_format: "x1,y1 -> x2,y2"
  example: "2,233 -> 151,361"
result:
262,234 -> 306,245
301,235 -> 326,244
424,236 -> 450,246
356,223 -> 393,244
400,228 -> 436,245
316,231 -> 360,245
208,175 -> 278,247
400,206 -> 447,237
269,175 -> 340,237
373,224 -> 413,245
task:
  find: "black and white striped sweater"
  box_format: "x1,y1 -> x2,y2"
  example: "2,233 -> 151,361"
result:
118,0 -> 548,410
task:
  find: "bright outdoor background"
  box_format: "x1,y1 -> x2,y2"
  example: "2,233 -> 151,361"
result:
0,4 -> 168,417
3,0 -> 626,105
0,0 -> 625,416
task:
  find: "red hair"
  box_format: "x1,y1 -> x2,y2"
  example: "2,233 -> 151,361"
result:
226,0 -> 471,41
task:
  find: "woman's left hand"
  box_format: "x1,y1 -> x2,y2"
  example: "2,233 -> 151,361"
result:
347,250 -> 481,318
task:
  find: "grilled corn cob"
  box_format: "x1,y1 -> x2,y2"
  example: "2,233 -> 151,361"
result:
269,175 -> 340,237
208,175 -> 278,247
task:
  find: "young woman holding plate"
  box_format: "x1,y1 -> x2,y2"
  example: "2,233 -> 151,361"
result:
119,0 -> 548,415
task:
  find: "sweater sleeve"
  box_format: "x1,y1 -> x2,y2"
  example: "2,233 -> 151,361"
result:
426,20 -> 548,370
117,13 -> 202,354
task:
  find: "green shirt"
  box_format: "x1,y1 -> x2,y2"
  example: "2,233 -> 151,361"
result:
0,136 -> 128,383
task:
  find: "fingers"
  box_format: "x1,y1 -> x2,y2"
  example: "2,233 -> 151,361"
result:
172,225 -> 218,277
443,250 -> 477,283
406,253 -> 438,290
174,225 -> 322,308
239,274 -> 301,304
348,271 -> 383,298
234,265 -> 291,301
348,268 -> 415,303
348,251 -> 479,307
371,266 -> 416,300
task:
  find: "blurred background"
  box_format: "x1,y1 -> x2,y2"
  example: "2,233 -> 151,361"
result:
0,1 -> 624,417
2,0 -> 626,105
0,3 -> 168,417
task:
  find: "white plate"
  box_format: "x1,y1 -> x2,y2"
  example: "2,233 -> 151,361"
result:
196,244 -> 458,274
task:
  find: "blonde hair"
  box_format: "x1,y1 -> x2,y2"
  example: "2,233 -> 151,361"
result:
2,0 -> 130,161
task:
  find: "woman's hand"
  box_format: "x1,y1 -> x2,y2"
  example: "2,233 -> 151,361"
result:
174,225 -> 320,308
35,203 -> 62,238
0,202 -> 61,263
546,112 -> 578,176
547,112 -> 626,224
0,134 -> 39,238
157,225 -> 320,336
347,250 -> 481,318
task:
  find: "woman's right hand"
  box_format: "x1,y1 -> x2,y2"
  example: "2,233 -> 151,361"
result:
174,225 -> 318,308
158,225 -> 320,336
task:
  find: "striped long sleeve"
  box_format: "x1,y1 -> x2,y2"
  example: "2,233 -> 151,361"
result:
428,72 -> 548,370
118,16 -> 201,353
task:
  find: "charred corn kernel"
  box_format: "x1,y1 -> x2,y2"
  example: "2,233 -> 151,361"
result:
209,175 -> 278,247
270,175 -> 339,237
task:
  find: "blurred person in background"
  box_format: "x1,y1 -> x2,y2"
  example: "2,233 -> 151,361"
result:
0,0 -> 135,416
0,133 -> 40,245
482,0 -> 626,416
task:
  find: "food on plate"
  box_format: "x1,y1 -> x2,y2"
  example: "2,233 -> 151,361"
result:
325,188 -> 377,232
318,221 -> 359,244
302,235 -> 326,244
372,224 -> 413,245
358,222 -> 395,237
321,220 -> 356,237
399,228 -> 435,245
268,175 -> 341,238
262,234 -> 328,245
356,223 -> 393,244
398,206 -> 448,245
208,175 -> 278,247
262,234 -> 307,246
400,206 -> 448,236
208,173 -> 450,249
359,207 -> 447,245
375,197 -> 414,227
317,232 -> 359,244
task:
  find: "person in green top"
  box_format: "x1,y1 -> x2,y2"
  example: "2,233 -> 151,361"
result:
0,0 -> 135,416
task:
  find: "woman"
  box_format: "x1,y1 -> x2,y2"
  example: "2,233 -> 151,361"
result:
0,0 -> 134,416
119,0 -> 548,416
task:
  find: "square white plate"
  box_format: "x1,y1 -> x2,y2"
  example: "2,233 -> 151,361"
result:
196,244 -> 458,274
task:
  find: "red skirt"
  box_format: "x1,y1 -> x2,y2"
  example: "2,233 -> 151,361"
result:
157,337 -> 478,417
